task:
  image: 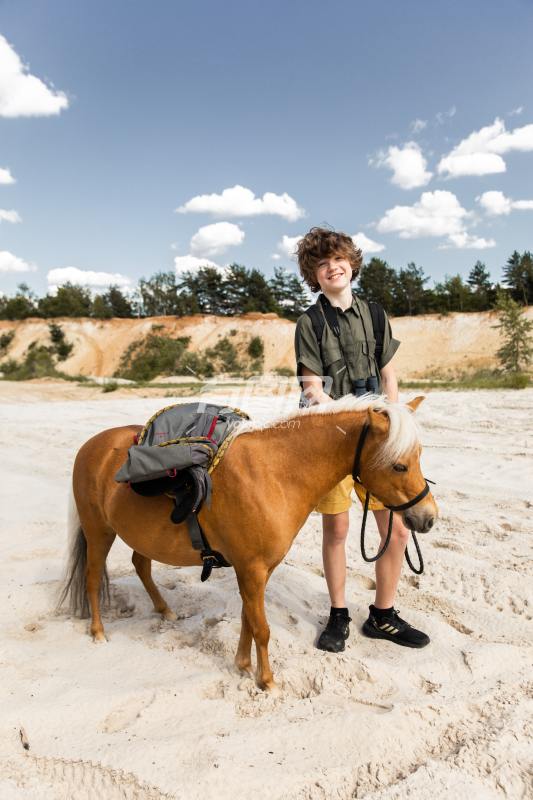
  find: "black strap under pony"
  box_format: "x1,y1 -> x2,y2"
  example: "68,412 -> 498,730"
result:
351,422 -> 434,575
168,468 -> 230,582
185,514 -> 231,582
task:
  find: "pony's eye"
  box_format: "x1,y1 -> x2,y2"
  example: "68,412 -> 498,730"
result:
393,464 -> 408,472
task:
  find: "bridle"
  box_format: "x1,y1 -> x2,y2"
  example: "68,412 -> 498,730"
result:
351,422 -> 435,575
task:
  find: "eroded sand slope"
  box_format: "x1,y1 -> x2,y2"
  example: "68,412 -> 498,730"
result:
2,307 -> 532,380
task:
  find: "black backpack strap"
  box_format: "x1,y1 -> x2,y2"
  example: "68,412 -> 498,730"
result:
304,303 -> 326,354
307,296 -> 388,368
299,301 -> 330,405
368,301 -> 387,368
304,295 -> 342,348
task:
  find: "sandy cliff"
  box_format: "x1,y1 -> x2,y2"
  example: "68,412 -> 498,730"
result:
1,308 -> 532,380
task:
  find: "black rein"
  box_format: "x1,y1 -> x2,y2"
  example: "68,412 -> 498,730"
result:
351,422 -> 433,575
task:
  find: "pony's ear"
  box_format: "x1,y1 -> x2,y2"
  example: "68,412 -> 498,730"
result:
407,396 -> 425,412
367,408 -> 389,434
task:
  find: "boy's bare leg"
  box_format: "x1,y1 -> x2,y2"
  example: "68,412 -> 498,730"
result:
317,510 -> 351,652
362,509 -> 430,647
322,511 -> 350,607
372,509 -> 409,608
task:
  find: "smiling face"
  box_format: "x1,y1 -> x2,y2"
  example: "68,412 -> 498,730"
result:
297,228 -> 363,293
315,252 -> 354,294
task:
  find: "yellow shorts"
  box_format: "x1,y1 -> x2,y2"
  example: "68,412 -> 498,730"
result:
315,475 -> 385,515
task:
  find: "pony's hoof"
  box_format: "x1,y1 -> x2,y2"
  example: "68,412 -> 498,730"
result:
92,630 -> 107,643
235,660 -> 253,676
161,608 -> 177,621
257,677 -> 279,694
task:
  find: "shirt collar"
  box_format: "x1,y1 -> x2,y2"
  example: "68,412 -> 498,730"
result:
320,291 -> 359,316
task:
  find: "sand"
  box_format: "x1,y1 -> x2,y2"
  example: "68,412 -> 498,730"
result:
0,382 -> 532,799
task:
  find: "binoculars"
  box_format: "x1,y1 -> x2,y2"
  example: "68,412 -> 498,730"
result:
352,376 -> 379,397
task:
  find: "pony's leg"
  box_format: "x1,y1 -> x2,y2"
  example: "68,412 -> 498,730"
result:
235,605 -> 253,674
236,565 -> 274,690
86,528 -> 115,642
131,551 -> 177,621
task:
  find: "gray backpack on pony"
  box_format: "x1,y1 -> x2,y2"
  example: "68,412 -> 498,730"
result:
115,402 -> 249,580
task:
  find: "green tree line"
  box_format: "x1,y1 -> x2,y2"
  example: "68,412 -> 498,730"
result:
357,251 -> 533,315
1,251 -> 532,321
0,265 -> 309,321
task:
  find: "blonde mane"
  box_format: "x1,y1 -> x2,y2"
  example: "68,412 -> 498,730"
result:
233,394 -> 421,467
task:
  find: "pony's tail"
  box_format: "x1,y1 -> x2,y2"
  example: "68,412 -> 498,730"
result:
56,485 -> 109,619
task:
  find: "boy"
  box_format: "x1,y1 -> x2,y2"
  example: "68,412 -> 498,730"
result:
294,227 -> 429,652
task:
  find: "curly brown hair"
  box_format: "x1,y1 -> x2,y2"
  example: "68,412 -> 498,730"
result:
296,227 -> 363,293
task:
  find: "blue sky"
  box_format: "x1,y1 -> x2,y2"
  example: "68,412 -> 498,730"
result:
1,0 -> 532,298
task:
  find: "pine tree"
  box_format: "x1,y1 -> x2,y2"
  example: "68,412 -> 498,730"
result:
104,285 -> 134,317
0,283 -> 39,320
503,251 -> 533,305
394,262 -> 429,315
356,258 -> 397,311
495,292 -> 532,373
136,271 -> 180,316
467,261 -> 493,310
38,282 -> 92,317
268,266 -> 310,319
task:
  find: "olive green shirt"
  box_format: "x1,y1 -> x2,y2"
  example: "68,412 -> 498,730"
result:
294,293 -> 400,400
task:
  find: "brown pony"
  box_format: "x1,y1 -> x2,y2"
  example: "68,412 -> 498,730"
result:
59,395 -> 436,690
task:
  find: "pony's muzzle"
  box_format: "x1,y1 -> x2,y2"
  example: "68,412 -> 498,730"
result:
403,501 -> 437,534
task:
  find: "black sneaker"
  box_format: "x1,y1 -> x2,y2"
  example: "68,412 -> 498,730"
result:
316,608 -> 352,653
362,605 -> 430,648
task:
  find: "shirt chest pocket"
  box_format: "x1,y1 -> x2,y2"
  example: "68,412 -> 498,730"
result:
342,339 -> 377,376
321,339 -> 343,369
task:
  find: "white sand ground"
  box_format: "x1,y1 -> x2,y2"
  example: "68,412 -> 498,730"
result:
0,383 -> 532,799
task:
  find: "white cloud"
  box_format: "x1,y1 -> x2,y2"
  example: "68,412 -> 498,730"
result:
271,253 -> 281,261
435,106 -> 457,125
376,190 -> 494,250
351,232 -> 385,254
0,35 -> 69,117
438,117 -> 533,177
377,190 -> 468,238
0,208 -> 21,223
490,123 -> 533,154
478,190 -> 533,215
276,234 -> 302,260
173,254 -> 224,274
0,167 -> 15,184
177,184 -> 305,221
440,233 -> 496,250
0,250 -> 36,272
190,221 -> 244,257
508,106 -> 524,117
371,142 -> 432,190
410,118 -> 427,134
438,152 -> 506,177
47,267 -> 131,292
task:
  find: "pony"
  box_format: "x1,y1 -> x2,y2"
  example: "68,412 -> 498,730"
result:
59,395 -> 437,690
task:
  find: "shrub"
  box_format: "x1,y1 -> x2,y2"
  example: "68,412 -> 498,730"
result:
48,322 -> 73,361
205,336 -> 242,373
179,351 -> 215,379
115,334 -> 191,382
247,336 -> 264,359
0,344 -> 65,380
0,330 -> 15,355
